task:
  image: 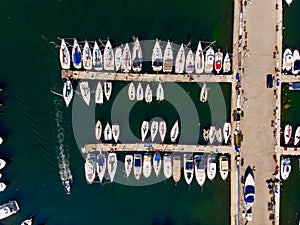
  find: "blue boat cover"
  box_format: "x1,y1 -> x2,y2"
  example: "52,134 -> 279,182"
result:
187,172 -> 191,179
135,159 -> 141,167
186,161 -> 193,169
154,154 -> 161,161
73,52 -> 81,65
244,185 -> 255,203
294,60 -> 300,70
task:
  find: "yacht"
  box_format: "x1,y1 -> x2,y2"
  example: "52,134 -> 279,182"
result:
0,200 -> 19,220
0,182 -> 6,192
152,39 -> 163,72
95,120 -> 102,141
223,122 -> 231,144
62,177 -> 72,195
175,44 -> 185,73
96,153 -> 106,183
163,153 -> 172,179
62,79 -> 73,107
132,38 -> 143,72
199,82 -> 208,103
195,41 -> 204,74
281,157 -> 291,180
173,155 -> 181,185
159,121 -> 167,143
209,126 -> 216,144
150,121 -> 158,142
204,47 -> 214,73
292,49 -> 300,75
133,153 -> 142,180
295,126 -> 300,145
219,155 -> 229,180
216,128 -> 223,143
82,41 -> 92,70
141,121 -> 149,142
107,152 -> 117,182
170,120 -> 179,143
122,43 -> 131,73
136,82 -> 144,101
21,218 -> 33,225
203,128 -> 209,142
207,154 -> 217,180
185,49 -> 195,74
103,39 -> 114,71
156,83 -> 164,101
85,153 -> 96,184
79,81 -> 90,106
0,159 -> 6,170
104,81 -> 112,101
244,166 -> 255,210
282,48 -> 293,72
153,152 -> 162,177
145,84 -> 153,103
95,81 -> 103,104
163,40 -> 173,73
92,41 -> 103,71
143,153 -> 152,178
72,39 -> 82,69
284,124 -> 292,145
124,154 -> 133,178
112,124 -> 120,143
184,153 -> 194,185
194,154 -> 206,186
223,52 -> 231,73
59,39 -> 70,69
104,122 -> 112,141
115,46 -> 122,72
128,82 -> 135,101
214,49 -> 223,74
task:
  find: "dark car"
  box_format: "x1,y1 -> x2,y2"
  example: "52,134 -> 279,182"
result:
267,74 -> 273,88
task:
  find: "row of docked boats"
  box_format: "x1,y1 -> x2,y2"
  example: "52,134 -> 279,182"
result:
283,124 -> 300,145
282,48 -> 300,74
84,151 -> 229,185
203,122 -> 231,144
60,38 -> 231,74
95,120 -> 120,142
128,82 -> 164,102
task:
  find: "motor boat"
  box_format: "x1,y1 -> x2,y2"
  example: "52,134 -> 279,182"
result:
175,44 -> 185,73
104,122 -> 112,141
132,38 -> 143,72
282,48 -> 293,72
159,121 -> 167,143
163,153 -> 172,179
141,121 -> 149,142
214,49 -> 223,74
184,153 -> 194,185
103,39 -> 114,71
72,39 -> 82,69
62,178 -> 72,195
136,82 -> 144,101
59,39 -> 70,69
112,124 -> 120,143
107,152 -> 117,182
163,40 -> 173,73
223,52 -> 231,73
85,153 -> 96,184
170,120 -> 179,142
209,126 -> 216,144
152,39 -> 163,72
143,153 -> 152,178
219,155 -> 229,180
21,218 -> 33,225
128,82 -> 135,101
92,41 -> 103,71
150,121 -> 158,142
124,154 -> 133,178
195,41 -> 204,74
204,47 -> 214,73
295,126 -> 300,145
156,83 -> 164,101
244,166 -> 255,210
62,79 -> 73,107
173,155 -> 181,185
95,81 -> 103,104
292,49 -> 300,75
206,154 -> 217,180
223,122 -> 231,144
82,41 -> 92,70
185,49 -> 195,74
0,200 -> 19,220
203,128 -> 209,142
133,153 -> 142,180
153,152 -> 162,177
104,81 -> 112,101
281,157 -> 291,180
96,153 -> 106,183
145,84 -> 152,103
194,154 -> 206,186
215,128 -> 222,143
284,124 -> 292,144
95,120 -> 102,141
114,46 -> 122,72
199,82 -> 208,103
122,43 -> 131,73
79,81 -> 90,106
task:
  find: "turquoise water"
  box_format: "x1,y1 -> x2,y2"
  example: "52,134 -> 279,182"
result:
0,0 -> 233,224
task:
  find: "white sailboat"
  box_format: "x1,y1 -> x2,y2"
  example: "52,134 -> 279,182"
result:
95,81 -> 103,104
96,153 -> 106,183
205,47 -> 214,73
133,153 -> 142,180
104,81 -> 112,101
294,126 -> 300,145
209,126 -> 216,144
122,43 -> 131,73
141,121 -> 149,142
175,44 -> 185,73
128,82 -> 135,101
79,81 -> 90,106
163,153 -> 172,179
199,82 -> 208,103
203,128 -> 209,142
143,153 -> 152,178
214,49 -> 223,74
150,121 -> 158,142
216,128 -> 222,143
103,39 -> 114,71
292,49 -> 300,75
132,38 -> 143,72
170,120 -> 179,143
285,0 -> 293,5
107,152 -> 117,182
145,84 -> 152,103
219,155 -> 229,180
115,46 -> 122,72
62,79 -> 73,107
153,152 -> 162,177
0,159 -> 6,170
195,41 -> 204,74
185,49 -> 195,74
173,155 -> 181,184
156,83 -> 164,101
281,157 -> 291,180
83,41 -> 92,70
223,52 -> 231,73
104,122 -> 112,141
223,122 -> 231,144
95,120 -> 102,141
152,39 -> 163,72
282,48 -> 293,72
284,124 -> 292,145
184,153 -> 194,185
207,155 -> 217,180
59,39 -> 70,69
124,154 -> 133,178
163,40 -> 173,73
112,124 -> 120,143
136,82 -> 144,101
194,154 -> 206,186
85,153 -> 96,184
159,121 -> 167,143
72,39 -> 82,69
92,41 -> 103,71
0,182 -> 6,192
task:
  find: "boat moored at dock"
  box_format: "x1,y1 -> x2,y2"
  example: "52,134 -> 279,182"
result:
214,49 -> 223,74
83,41 -> 92,70
62,79 -> 73,107
156,83 -> 164,101
163,153 -> 172,179
204,47 -> 214,73
92,41 -> 103,71
95,120 -> 102,141
0,182 -> 6,192
195,41 -> 204,74
96,153 -> 106,183
281,157 -> 291,180
112,124 -> 120,143
134,153 -> 142,180
219,155 -> 229,180
175,44 -> 185,74
0,200 -> 19,220
115,46 -> 123,72
163,40 -> 173,73
244,166 -> 255,210
128,82 -> 135,101
209,126 -> 216,144
85,153 -> 96,184
143,153 -> 152,178
107,152 -> 117,182
206,154 -> 217,180
145,84 -> 153,103
153,152 -> 162,177
170,120 -> 179,143
152,39 -> 163,72
282,48 -> 293,72
294,126 -> 300,145
60,39 -> 70,70
284,124 -> 292,145
0,159 -> 6,170
223,122 -> 231,144
103,40 -> 114,71
132,38 -> 143,72
159,121 -> 167,143
95,81 -> 103,104
79,81 -> 90,106
122,43 -> 131,73
104,81 -> 112,101
223,52 -> 231,73
141,121 -> 149,142
72,39 -> 82,69
150,121 -> 158,142
292,49 -> 300,75
194,154 -> 206,186
104,122 -> 112,141
185,49 -> 195,74
21,218 -> 33,225
136,82 -> 144,101
124,154 -> 133,178
172,155 -> 181,185
199,82 -> 208,103
184,153 -> 194,185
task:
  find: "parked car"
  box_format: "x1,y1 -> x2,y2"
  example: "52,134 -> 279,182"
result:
267,74 -> 273,88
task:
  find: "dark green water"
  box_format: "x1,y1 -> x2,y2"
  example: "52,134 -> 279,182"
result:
283,0 -> 300,48
0,0 -> 233,224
